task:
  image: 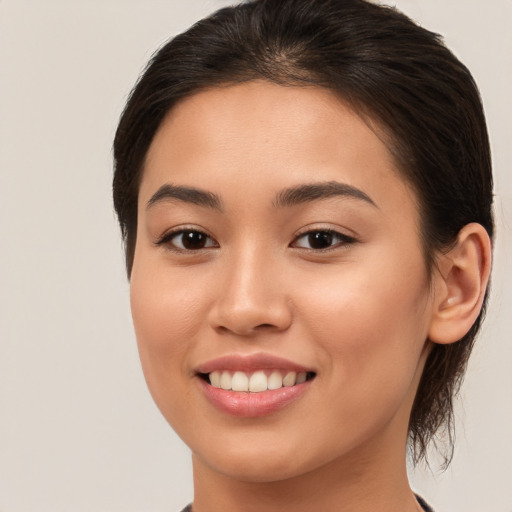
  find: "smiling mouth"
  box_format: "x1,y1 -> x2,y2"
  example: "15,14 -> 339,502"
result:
198,370 -> 316,392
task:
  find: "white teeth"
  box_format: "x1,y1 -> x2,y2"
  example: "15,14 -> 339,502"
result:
296,372 -> 307,384
267,371 -> 283,390
283,371 -> 296,387
210,370 -> 221,388
220,371 -> 232,390
231,371 -> 249,391
249,371 -> 268,392
208,370 -> 310,392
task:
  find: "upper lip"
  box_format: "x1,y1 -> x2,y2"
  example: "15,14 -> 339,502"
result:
195,353 -> 314,374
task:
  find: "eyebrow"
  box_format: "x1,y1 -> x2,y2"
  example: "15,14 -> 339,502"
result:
273,181 -> 377,208
146,184 -> 222,211
146,180 -> 376,212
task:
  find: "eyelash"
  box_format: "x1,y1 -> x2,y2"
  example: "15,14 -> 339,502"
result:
155,227 -> 357,253
155,228 -> 218,252
290,228 -> 357,251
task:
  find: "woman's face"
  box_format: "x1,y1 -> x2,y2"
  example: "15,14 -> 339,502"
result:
131,81 -> 436,482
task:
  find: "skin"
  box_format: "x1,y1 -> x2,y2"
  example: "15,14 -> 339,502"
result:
130,81 -> 490,512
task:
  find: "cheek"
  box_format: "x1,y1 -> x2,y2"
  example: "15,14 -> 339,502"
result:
130,259 -> 209,348
129,260 -> 211,415
294,254 -> 432,390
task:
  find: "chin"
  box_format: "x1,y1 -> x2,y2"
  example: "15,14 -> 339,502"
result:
187,422 -> 356,485
196,447 -> 314,484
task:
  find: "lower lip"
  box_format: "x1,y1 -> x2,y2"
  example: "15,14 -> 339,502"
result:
198,378 -> 310,418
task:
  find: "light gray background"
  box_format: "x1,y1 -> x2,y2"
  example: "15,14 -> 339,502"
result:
0,1 -> 510,511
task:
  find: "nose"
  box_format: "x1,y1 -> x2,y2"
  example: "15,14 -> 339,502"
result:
208,249 -> 293,336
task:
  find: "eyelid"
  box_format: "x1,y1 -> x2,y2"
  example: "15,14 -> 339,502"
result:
291,227 -> 358,250
154,225 -> 219,252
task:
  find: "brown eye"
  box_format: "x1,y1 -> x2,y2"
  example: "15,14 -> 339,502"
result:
292,230 -> 356,250
307,231 -> 334,249
180,230 -> 209,250
157,229 -> 218,251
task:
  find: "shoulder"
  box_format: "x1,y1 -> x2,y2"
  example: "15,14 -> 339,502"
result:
416,495 -> 435,512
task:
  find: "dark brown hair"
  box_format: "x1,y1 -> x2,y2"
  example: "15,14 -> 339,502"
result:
113,0 -> 493,464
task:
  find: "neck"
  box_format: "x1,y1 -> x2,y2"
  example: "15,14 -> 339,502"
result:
191,423 -> 420,512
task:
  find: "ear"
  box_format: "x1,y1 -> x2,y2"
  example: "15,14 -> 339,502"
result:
428,223 -> 492,345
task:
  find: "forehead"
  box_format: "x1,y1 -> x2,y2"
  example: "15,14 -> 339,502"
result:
141,81 -> 415,213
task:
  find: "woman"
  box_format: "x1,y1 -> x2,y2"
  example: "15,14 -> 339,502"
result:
113,1 -> 493,510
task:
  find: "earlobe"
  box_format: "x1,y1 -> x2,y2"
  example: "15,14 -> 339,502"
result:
428,223 -> 492,345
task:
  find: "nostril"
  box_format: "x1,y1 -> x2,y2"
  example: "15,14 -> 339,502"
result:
208,294 -> 293,335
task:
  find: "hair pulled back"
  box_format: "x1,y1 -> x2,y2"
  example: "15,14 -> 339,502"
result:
113,0 -> 494,464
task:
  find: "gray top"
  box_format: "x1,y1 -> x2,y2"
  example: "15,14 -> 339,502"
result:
179,495 -> 434,511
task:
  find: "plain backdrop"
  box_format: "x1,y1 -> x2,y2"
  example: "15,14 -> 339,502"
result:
0,1 -> 510,511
